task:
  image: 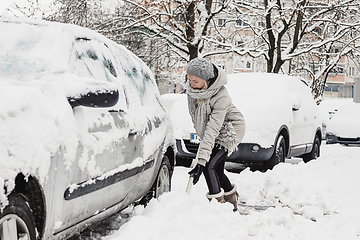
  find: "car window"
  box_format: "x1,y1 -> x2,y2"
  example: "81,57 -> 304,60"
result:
109,46 -> 155,99
70,38 -> 117,82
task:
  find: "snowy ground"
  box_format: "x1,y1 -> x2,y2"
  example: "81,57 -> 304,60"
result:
71,142 -> 360,240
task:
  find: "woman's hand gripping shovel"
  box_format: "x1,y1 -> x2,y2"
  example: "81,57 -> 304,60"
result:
186,142 -> 203,195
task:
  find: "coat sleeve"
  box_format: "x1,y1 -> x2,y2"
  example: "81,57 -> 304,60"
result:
197,88 -> 230,166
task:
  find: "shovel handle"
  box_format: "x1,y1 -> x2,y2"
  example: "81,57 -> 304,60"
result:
185,142 -> 201,195
186,177 -> 194,195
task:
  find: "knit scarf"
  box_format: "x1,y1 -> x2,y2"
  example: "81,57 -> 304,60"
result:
186,82 -> 238,154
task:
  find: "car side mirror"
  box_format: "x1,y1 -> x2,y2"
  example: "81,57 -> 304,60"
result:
68,89 -> 119,108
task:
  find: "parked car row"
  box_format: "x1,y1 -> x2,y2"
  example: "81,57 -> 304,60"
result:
0,17 -> 175,240
161,73 -> 322,172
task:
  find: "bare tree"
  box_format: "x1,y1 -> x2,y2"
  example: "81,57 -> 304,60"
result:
6,0 -> 45,18
232,0 -> 360,99
102,0 -> 360,98
45,0 -> 105,28
92,2 -> 178,84
96,0 -> 231,62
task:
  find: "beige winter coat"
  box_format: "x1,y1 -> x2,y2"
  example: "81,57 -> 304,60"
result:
195,66 -> 246,166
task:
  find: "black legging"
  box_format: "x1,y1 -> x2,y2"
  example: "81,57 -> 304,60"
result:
203,145 -> 233,195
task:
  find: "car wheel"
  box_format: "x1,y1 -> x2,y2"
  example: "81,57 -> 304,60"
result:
0,193 -> 36,240
154,156 -> 172,198
137,156 -> 172,206
302,135 -> 320,163
265,135 -> 286,170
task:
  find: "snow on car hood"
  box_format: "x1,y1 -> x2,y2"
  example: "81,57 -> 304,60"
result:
162,73 -> 316,147
326,102 -> 360,138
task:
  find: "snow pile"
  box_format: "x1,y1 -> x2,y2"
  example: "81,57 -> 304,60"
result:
105,144 -> 360,240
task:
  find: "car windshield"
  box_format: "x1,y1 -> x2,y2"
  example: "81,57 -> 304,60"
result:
0,21 -> 73,81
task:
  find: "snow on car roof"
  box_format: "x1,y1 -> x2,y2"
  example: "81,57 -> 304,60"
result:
0,17 -> 113,81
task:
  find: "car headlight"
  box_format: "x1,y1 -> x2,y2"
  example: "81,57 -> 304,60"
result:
252,145 -> 260,152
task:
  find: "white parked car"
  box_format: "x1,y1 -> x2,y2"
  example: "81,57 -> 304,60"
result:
326,102 -> 360,145
0,17 -> 175,240
162,73 -> 322,171
318,98 -> 353,140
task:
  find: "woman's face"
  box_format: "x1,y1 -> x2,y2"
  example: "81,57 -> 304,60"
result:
187,73 -> 205,89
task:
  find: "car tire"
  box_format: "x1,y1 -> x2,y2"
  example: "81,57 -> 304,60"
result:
137,156 -> 172,206
153,156 -> 172,198
302,135 -> 320,163
0,193 -> 36,240
265,135 -> 286,170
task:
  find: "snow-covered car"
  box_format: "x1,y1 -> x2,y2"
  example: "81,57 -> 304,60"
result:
0,17 -> 175,240
318,98 -> 353,140
161,73 -> 322,171
325,102 -> 360,145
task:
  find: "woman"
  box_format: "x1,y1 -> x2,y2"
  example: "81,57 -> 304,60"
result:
186,57 -> 245,211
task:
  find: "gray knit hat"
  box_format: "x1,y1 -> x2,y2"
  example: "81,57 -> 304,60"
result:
186,58 -> 215,81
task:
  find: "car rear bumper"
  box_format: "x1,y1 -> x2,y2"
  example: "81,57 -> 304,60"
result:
326,133 -> 360,145
175,139 -> 274,167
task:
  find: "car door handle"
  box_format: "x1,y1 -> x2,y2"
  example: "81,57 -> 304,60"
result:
129,129 -> 137,136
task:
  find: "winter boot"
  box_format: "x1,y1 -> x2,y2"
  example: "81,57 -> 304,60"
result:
224,184 -> 239,212
206,189 -> 225,203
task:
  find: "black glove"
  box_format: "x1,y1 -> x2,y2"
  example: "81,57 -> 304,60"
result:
188,164 -> 204,185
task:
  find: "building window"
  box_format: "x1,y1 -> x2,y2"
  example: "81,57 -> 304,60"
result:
236,41 -> 244,47
349,67 -> 355,76
310,64 -> 319,74
218,18 -> 226,27
328,26 -> 335,34
325,84 -> 339,92
175,14 -> 184,22
258,21 -> 265,27
236,19 -> 248,27
217,38 -> 226,49
333,46 -> 341,53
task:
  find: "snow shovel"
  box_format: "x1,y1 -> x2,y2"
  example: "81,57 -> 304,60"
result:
186,141 -> 201,195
